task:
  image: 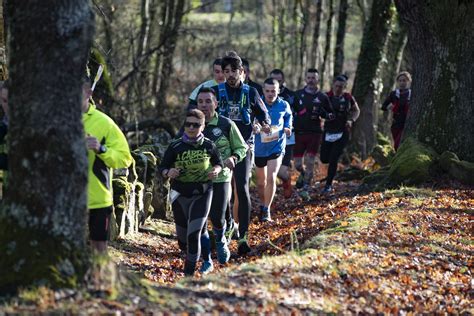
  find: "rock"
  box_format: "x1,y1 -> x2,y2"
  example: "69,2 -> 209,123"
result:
336,167 -> 371,181
362,166 -> 390,189
438,151 -> 474,185
388,137 -> 438,185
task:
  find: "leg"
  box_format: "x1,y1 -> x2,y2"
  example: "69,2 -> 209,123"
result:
255,164 -> 267,205
303,153 -> 316,186
234,148 -> 252,239
326,132 -> 349,188
209,182 -> 231,264
231,176 -> 239,223
89,207 -> 113,254
264,155 -> 283,210
184,188 -> 213,276
305,133 -> 322,185
172,197 -> 189,253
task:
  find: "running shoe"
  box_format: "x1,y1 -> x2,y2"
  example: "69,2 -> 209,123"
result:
322,185 -> 333,194
216,240 -> 231,264
237,234 -> 251,255
295,172 -> 305,189
199,260 -> 214,274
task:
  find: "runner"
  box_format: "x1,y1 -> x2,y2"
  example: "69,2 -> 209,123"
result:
196,88 -> 248,273
254,78 -> 292,221
293,68 -> 331,196
381,71 -> 412,150
320,75 -> 360,193
211,51 -> 270,255
159,109 -> 223,276
82,77 -> 133,253
188,58 -> 225,108
270,69 -> 297,198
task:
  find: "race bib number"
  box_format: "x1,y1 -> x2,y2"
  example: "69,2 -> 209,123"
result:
325,132 -> 343,142
261,126 -> 280,143
228,105 -> 242,121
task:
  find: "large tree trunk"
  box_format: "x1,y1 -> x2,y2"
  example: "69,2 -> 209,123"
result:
395,0 -> 474,161
351,0 -> 394,159
333,0 -> 348,77
0,0 -> 94,292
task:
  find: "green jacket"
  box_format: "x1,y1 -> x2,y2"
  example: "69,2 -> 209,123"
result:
83,104 -> 133,209
203,112 -> 248,183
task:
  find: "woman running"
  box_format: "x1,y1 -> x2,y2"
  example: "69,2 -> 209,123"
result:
159,109 -> 223,276
382,71 -> 412,150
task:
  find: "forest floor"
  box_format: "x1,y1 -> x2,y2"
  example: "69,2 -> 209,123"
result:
2,174 -> 473,314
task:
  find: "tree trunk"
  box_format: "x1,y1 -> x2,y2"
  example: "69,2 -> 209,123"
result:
351,0 -> 394,159
0,0 -> 7,80
309,0 -> 323,68
333,0 -> 348,77
154,0 -> 185,116
378,14 -> 407,136
320,0 -> 334,87
395,0 -> 474,161
0,0 -> 94,292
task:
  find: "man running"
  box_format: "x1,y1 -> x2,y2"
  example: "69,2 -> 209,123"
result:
269,69 -> 297,198
159,109 -> 223,276
83,78 -> 133,253
212,51 -> 270,255
382,71 -> 412,150
254,78 -> 292,221
293,69 -> 331,195
188,58 -> 226,108
196,87 -> 248,273
320,75 -> 360,193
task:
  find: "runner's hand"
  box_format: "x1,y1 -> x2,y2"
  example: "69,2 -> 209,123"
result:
167,168 -> 180,179
261,124 -> 271,133
387,104 -> 394,111
253,122 -> 262,133
346,120 -> 353,129
224,156 -> 236,170
284,128 -> 291,137
86,135 -> 101,153
208,166 -> 222,180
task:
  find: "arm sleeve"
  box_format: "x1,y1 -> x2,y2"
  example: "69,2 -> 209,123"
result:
319,94 -> 333,119
229,121 -> 248,162
250,88 -> 271,125
210,143 -> 223,167
98,123 -> 133,169
284,101 -> 293,129
348,95 -> 361,122
381,91 -> 394,110
158,144 -> 177,173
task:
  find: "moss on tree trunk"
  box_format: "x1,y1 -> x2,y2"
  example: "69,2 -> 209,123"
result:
396,0 -> 474,161
351,0 -> 395,158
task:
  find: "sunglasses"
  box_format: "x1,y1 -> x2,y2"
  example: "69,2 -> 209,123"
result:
184,122 -> 202,128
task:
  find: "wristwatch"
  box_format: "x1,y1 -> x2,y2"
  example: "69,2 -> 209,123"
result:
98,144 -> 107,154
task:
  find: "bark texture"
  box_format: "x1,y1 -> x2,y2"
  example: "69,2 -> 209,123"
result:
333,0 -> 348,77
395,0 -> 474,161
351,0 -> 395,158
0,0 -> 94,292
